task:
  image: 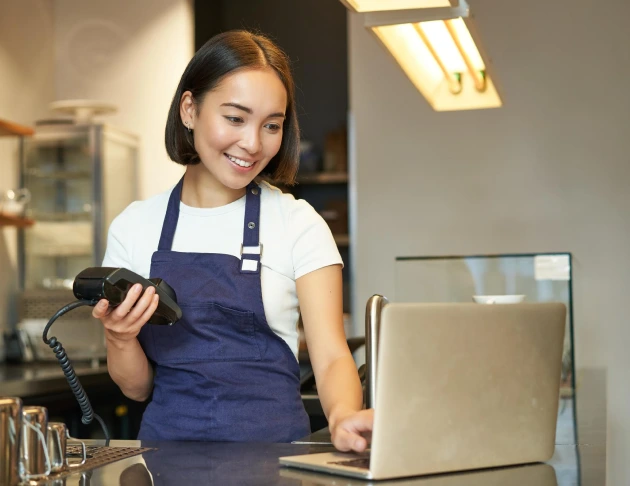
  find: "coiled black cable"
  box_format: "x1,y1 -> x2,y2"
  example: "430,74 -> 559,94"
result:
42,299 -> 111,444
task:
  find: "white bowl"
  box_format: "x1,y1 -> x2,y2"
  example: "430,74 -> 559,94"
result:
472,295 -> 526,304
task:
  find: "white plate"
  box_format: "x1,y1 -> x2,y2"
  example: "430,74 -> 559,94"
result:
472,295 -> 526,304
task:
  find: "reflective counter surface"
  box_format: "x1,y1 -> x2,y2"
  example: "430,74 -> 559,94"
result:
33,368 -> 607,486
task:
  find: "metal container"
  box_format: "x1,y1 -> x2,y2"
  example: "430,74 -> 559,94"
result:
20,405 -> 51,480
0,397 -> 23,486
47,422 -> 69,473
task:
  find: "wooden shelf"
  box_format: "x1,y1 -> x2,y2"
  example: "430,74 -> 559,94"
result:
297,172 -> 348,184
0,119 -> 35,228
334,234 -> 350,246
0,119 -> 34,137
0,212 -> 35,227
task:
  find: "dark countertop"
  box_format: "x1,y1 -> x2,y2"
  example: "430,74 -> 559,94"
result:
37,440 -> 604,486
28,368 -> 605,486
0,361 -> 326,421
1,361 -> 111,398
0,336 -> 368,402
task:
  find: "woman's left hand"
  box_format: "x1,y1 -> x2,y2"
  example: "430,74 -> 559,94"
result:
329,409 -> 374,452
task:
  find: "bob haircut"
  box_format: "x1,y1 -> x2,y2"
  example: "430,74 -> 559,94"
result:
165,30 -> 300,185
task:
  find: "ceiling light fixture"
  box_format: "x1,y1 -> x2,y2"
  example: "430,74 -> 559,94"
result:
341,0 -> 503,111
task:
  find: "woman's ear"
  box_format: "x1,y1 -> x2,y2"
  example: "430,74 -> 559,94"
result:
179,91 -> 196,130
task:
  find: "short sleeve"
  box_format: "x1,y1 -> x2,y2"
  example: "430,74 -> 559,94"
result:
290,200 -> 343,280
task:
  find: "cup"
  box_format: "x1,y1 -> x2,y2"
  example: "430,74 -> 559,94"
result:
472,295 -> 526,304
47,422 -> 87,473
0,397 -> 23,486
0,188 -> 31,216
20,406 -> 51,480
47,422 -> 69,473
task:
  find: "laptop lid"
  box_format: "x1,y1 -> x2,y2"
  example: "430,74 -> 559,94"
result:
368,302 -> 566,479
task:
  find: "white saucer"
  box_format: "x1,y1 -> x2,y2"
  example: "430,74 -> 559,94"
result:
472,295 -> 526,304
49,99 -> 118,123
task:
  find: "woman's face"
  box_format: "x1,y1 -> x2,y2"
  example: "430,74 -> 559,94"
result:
181,68 -> 287,191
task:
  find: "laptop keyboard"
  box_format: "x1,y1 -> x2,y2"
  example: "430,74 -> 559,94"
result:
328,457 -> 371,469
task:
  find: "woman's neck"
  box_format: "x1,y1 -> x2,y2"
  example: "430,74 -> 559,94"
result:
181,165 -> 246,208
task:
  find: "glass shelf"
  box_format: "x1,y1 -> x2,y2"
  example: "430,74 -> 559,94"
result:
24,168 -> 92,180
28,248 -> 93,257
27,212 -> 92,222
334,234 -> 350,246
297,172 -> 348,184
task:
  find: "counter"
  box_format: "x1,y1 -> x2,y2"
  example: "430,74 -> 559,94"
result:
34,439 -> 604,486
0,361 -> 327,437
28,368 -> 605,486
0,361 -> 111,399
0,361 -> 144,439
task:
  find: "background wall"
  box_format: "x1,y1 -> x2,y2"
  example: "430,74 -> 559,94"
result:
349,0 -> 629,482
0,0 -> 194,336
0,0 -> 56,334
54,0 -> 193,198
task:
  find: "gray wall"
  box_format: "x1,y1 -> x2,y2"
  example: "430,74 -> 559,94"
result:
349,0 -> 629,482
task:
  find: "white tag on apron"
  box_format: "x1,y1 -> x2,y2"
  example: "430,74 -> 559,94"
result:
241,259 -> 258,272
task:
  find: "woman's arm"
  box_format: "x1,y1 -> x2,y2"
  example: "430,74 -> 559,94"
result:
297,264 -> 372,452
97,212 -> 157,402
94,284 -> 158,402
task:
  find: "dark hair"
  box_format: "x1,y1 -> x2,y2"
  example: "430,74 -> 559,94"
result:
165,30 -> 299,185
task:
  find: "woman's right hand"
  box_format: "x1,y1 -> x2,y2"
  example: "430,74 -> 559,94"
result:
92,283 -> 160,344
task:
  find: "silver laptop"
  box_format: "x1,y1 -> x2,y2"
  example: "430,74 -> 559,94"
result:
280,302 -> 566,480
279,462 -> 558,486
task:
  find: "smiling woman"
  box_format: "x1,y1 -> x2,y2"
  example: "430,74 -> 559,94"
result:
178,68 -> 288,203
93,30 -> 370,450
165,31 -> 300,190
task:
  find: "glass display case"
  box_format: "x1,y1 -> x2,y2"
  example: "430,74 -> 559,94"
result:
20,122 -> 138,288
394,253 -> 575,396
15,122 -> 138,360
394,252 -> 578,455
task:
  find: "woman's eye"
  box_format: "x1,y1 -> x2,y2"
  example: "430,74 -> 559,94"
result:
265,123 -> 281,133
225,116 -> 243,124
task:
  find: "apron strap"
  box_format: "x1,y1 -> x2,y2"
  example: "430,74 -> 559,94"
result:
240,182 -> 262,274
158,176 -> 261,273
157,176 -> 185,252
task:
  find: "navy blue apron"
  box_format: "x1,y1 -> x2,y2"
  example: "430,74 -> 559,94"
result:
136,177 -> 310,442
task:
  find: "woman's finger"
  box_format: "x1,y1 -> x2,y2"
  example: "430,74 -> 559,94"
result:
136,294 -> 160,328
332,409 -> 374,452
92,299 -> 111,319
333,427 -> 368,452
125,287 -> 156,322
110,283 -> 144,320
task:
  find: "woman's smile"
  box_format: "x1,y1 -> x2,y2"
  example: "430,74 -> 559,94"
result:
225,153 -> 257,170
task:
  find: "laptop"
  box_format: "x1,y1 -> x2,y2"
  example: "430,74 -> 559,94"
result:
280,302 -> 566,480
279,462 -> 558,486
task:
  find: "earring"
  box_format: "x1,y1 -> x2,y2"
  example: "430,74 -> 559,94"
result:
185,121 -> 192,133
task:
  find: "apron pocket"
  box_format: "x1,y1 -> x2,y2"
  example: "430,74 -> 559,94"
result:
150,303 -> 261,363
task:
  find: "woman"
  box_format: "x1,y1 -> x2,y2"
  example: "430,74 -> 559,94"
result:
94,30 -> 372,451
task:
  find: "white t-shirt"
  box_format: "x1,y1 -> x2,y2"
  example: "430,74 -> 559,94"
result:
102,180 -> 343,358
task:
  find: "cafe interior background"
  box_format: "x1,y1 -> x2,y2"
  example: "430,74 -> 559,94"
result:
0,0 -> 628,483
